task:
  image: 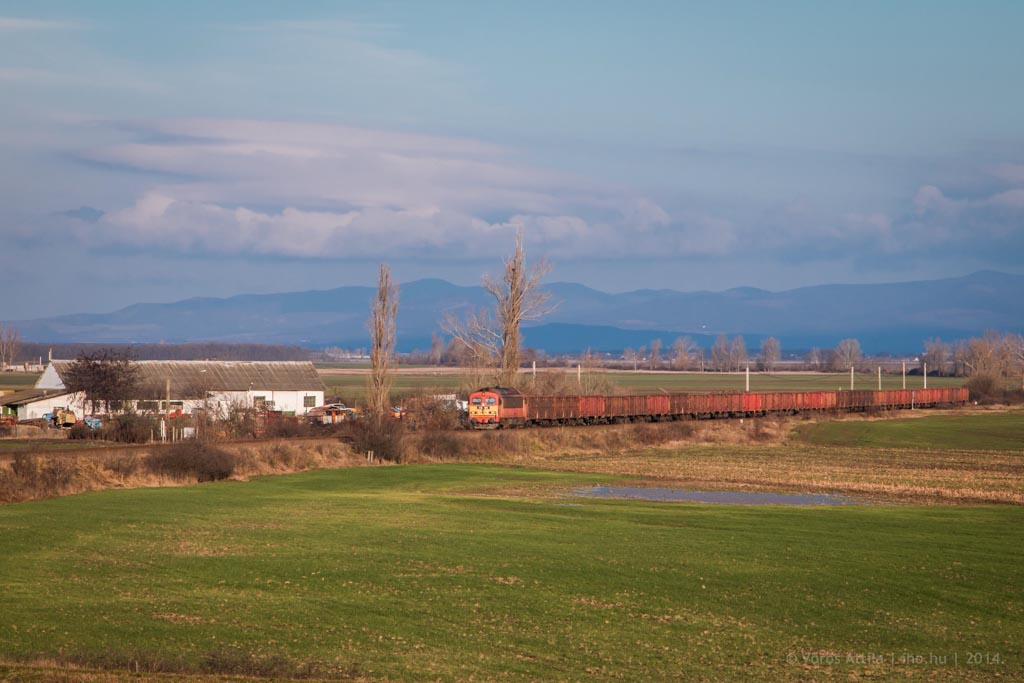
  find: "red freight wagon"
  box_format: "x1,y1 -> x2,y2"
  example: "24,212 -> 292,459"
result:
469,386 -> 968,428
646,395 -> 671,416
579,395 -> 606,419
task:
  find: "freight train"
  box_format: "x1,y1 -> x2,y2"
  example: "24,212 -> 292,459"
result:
467,386 -> 969,428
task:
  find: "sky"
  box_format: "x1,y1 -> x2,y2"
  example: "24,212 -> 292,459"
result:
1,0 -> 1023,319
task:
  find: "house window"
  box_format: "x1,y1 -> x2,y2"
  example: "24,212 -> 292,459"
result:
253,396 -> 267,408
303,396 -> 316,408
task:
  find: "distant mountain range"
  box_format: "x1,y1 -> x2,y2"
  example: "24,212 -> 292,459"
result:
6,271 -> 1023,354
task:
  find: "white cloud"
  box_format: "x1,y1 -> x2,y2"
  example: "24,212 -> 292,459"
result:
0,16 -> 80,31
68,117 -> 1024,265
71,118 -> 690,261
990,163 -> 1024,185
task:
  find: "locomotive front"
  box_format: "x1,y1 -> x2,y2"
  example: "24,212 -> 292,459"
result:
468,389 -> 501,428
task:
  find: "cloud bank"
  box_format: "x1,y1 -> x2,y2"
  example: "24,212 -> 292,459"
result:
28,117 -> 1024,270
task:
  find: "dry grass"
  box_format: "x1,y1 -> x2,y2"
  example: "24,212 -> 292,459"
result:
500,445 -> 1024,505
0,439 -> 366,505
407,416 -> 791,463
406,412 -> 1024,505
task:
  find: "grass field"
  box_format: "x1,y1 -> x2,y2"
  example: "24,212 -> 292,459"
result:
796,410 -> 1024,451
320,368 -> 964,402
0,464 -> 1020,682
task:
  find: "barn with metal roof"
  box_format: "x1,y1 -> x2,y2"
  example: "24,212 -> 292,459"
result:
27,360 -> 325,420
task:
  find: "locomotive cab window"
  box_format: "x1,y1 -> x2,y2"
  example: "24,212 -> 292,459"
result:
471,397 -> 482,405
486,397 -> 497,405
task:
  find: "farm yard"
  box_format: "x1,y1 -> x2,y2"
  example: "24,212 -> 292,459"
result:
0,408 -> 1021,681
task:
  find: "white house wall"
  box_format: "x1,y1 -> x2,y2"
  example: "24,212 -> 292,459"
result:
36,365 -> 65,390
16,392 -> 87,422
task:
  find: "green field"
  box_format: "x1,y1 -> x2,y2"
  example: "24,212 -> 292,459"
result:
796,410 -> 1024,451
595,370 -> 963,392
0,464 -> 1019,681
321,369 -> 964,403
320,372 -> 466,401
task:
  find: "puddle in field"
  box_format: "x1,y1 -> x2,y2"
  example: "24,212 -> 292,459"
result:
573,486 -> 859,506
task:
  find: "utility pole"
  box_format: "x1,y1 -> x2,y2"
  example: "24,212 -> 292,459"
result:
924,362 -> 927,389
163,377 -> 170,443
878,366 -> 881,391
850,366 -> 854,390
745,365 -> 750,392
577,363 -> 581,385
902,361 -> 906,390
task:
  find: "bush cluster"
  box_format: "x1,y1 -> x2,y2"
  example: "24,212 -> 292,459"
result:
147,442 -> 238,482
966,374 -> 1024,405
67,414 -> 157,443
346,419 -> 406,462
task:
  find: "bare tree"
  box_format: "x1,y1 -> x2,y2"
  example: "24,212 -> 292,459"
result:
922,338 -> 950,376
672,336 -> 696,370
429,333 -> 445,366
760,337 -> 781,372
729,336 -> 747,372
711,334 -> 730,371
834,339 -> 862,371
623,347 -> 637,371
366,264 -> 398,427
444,231 -> 553,386
805,347 -> 823,370
0,324 -> 20,369
1006,332 -> 1024,390
648,338 -> 662,370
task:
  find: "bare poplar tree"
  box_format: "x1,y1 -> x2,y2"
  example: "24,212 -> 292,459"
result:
834,339 -> 862,371
711,334 -> 730,371
429,333 -> 445,366
922,338 -> 950,376
672,336 -> 696,370
729,336 -> 747,372
444,230 -> 553,386
367,264 -> 398,427
648,339 -> 662,370
760,337 -> 781,372
0,324 -> 20,369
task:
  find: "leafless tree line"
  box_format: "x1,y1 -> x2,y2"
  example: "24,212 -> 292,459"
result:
924,331 -> 1024,386
0,324 -> 20,369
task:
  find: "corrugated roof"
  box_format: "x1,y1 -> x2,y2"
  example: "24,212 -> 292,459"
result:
49,360 -> 324,399
0,387 -> 70,407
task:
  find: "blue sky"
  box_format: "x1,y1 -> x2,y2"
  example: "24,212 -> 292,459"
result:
2,1 -> 1023,318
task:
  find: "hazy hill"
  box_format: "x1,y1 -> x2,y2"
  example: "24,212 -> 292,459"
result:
6,271 -> 1023,354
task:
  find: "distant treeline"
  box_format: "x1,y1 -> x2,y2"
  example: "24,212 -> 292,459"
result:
16,342 -> 313,363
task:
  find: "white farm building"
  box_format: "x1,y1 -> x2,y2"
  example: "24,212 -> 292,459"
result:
1,360 -> 325,422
